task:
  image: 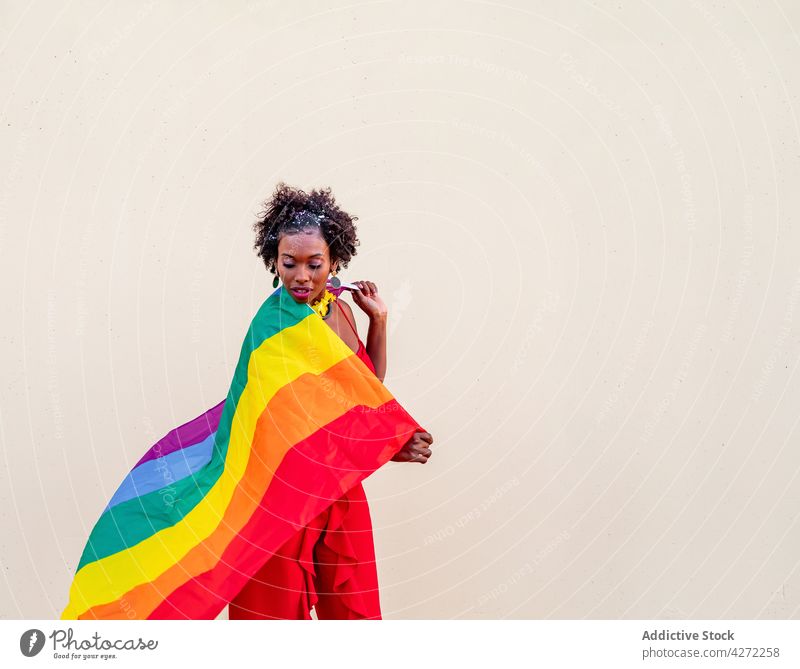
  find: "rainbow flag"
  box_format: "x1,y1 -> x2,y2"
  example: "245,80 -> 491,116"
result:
61,286 -> 423,620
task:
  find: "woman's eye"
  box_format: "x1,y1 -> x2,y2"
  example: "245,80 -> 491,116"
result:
281,263 -> 321,269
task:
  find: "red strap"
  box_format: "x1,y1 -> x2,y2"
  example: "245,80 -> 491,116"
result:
335,299 -> 360,339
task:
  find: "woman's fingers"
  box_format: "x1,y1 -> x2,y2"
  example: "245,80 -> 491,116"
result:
410,446 -> 432,464
415,431 -> 433,445
354,280 -> 377,296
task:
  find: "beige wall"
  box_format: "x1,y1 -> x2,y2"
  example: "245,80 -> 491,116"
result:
1,0 -> 799,619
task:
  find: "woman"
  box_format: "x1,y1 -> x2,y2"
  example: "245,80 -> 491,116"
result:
61,182 -> 429,621
228,183 -> 433,620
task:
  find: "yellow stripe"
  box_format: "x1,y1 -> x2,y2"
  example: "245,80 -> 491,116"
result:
63,314 -> 355,618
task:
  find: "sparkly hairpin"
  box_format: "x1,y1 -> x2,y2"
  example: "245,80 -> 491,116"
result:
290,210 -> 325,226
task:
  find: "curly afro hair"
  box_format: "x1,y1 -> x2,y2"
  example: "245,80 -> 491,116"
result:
253,182 -> 359,276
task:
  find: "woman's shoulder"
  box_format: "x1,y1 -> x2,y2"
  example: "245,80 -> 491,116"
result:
335,297 -> 358,332
336,296 -> 355,318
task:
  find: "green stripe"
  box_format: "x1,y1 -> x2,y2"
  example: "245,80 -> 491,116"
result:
76,289 -> 312,572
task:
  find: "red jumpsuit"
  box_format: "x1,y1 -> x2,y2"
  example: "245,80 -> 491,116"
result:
229,300 -> 383,620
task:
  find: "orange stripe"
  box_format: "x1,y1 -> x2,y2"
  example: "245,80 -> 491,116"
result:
78,355 -> 391,619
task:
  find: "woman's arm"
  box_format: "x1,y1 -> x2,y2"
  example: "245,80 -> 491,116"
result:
348,281 -> 434,464
348,280 -> 388,382
365,312 -> 387,382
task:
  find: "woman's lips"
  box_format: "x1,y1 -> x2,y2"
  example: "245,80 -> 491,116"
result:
290,287 -> 311,299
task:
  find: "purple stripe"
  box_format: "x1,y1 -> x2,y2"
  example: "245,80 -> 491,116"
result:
134,399 -> 226,468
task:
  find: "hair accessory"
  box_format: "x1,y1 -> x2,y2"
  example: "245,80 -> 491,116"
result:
325,279 -> 358,297
290,210 -> 325,227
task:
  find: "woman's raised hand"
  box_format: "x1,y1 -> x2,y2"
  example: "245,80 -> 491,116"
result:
350,280 -> 388,321
391,431 -> 434,464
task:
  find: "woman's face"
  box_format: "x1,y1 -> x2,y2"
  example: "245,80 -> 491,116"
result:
276,228 -> 336,304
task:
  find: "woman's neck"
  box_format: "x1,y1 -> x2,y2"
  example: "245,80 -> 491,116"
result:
309,288 -> 326,305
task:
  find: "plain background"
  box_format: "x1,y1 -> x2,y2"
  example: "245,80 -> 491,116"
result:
1,0 -> 799,619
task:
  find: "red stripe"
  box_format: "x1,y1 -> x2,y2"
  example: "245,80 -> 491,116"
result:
148,400 -> 422,619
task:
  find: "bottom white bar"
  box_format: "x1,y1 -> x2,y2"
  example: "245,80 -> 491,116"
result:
1,620 -> 797,669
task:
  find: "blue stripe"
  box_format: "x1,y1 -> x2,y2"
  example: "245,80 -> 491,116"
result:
103,432 -> 217,512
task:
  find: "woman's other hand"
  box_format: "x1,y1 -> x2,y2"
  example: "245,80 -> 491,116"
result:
391,431 -> 433,464
350,280 -> 388,322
